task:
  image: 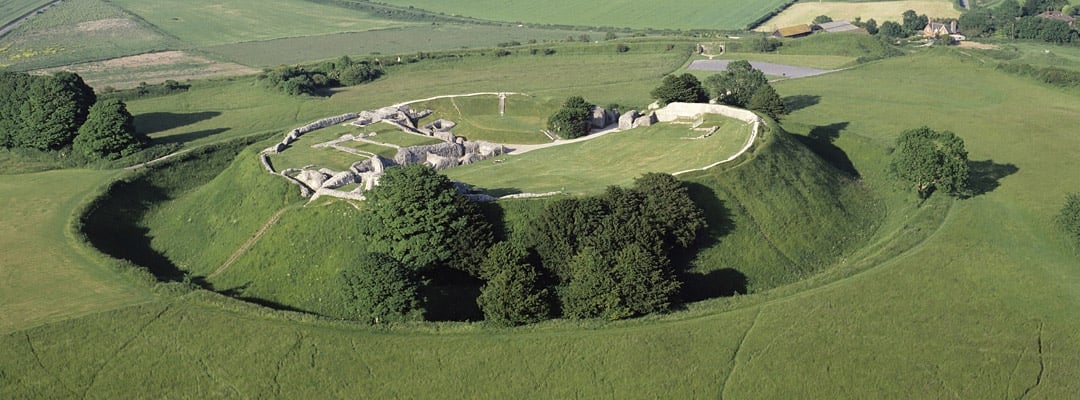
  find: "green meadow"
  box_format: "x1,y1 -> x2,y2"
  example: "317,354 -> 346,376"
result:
0,0 -> 53,27
377,0 -> 792,30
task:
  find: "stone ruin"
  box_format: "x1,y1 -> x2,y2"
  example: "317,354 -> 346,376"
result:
261,103 -> 505,202
590,106 -> 619,129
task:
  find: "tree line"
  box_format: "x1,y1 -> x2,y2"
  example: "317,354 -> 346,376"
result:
256,56 -> 383,96
0,71 -> 142,160
959,0 -> 1078,43
649,60 -> 786,120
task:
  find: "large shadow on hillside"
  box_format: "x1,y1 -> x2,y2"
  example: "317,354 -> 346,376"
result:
784,94 -> 821,113
134,111 -> 221,135
966,159 -> 1019,197
794,122 -> 860,178
678,182 -> 748,302
81,178 -> 186,281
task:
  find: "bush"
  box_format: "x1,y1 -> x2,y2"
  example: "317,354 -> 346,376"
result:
616,44 -> 630,53
547,96 -> 594,139
1058,193 -> 1080,249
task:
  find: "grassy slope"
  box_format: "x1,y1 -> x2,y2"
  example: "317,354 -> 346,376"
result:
0,170 -> 149,334
4,47 -> 1080,398
412,94 -> 559,144
376,0 -> 790,30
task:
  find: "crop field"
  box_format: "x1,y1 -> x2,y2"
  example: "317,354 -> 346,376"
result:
36,51 -> 259,90
109,0 -> 413,47
0,0 -> 178,70
202,25 -> 605,67
377,0 -> 791,30
756,0 -> 960,31
443,119 -> 753,195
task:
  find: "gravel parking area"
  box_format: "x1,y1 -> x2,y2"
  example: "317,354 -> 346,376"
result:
688,59 -> 834,78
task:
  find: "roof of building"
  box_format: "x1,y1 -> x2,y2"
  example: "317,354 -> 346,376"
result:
773,24 -> 813,38
816,20 -> 861,33
1037,11 -> 1076,24
925,22 -> 956,35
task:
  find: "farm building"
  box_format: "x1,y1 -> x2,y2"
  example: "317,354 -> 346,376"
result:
814,20 -> 867,34
772,24 -> 813,38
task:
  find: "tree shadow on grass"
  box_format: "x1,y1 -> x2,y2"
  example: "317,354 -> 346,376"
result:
793,121 -> 860,178
420,267 -> 483,322
134,111 -> 221,135
966,159 -> 1019,197
680,268 -> 749,303
783,94 -> 821,113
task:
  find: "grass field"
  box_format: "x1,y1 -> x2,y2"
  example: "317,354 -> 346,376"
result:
443,119 -> 753,195
4,39 -> 1080,398
411,94 -> 560,144
37,51 -> 259,90
203,25 -> 606,67
377,0 -> 791,30
0,0 -> 53,28
0,0 -> 178,70
756,0 -> 960,32
0,170 -> 148,334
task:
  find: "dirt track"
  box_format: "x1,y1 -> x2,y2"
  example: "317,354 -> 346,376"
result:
688,60 -> 834,78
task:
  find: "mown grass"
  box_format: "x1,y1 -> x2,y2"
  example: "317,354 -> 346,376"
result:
109,0 -> 412,47
756,0 -> 960,31
0,0 -> 178,70
411,94 -> 560,144
377,0 -> 792,30
443,118 -> 753,195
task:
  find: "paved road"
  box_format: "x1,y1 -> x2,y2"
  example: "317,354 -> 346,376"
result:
688,60 -> 834,79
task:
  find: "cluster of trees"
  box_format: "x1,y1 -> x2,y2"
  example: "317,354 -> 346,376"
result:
0,71 -> 141,160
256,56 -> 382,96
878,10 -> 930,39
338,165 -> 709,325
650,62 -> 785,119
890,126 -> 971,198
547,96 -> 595,139
960,0 -> 1079,43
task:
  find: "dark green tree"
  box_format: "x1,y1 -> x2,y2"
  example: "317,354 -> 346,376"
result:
748,84 -> 787,120
631,173 -> 707,251
16,74 -> 82,151
72,99 -> 141,160
52,71 -> 96,127
476,242 -> 551,325
704,60 -> 768,107
338,252 -> 422,323
890,126 -> 971,198
813,15 -> 834,24
650,73 -> 708,105
1057,193 -> 1080,249
864,18 -> 879,35
901,10 -> 929,35
547,96 -> 594,139
959,8 -> 995,37
364,164 -> 494,273
879,20 -> 904,38
561,244 -> 680,320
997,0 -> 1023,19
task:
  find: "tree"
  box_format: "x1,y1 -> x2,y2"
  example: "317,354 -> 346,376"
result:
338,252 -> 422,323
704,60 -> 768,107
547,96 -> 594,139
52,71 -> 96,127
879,20 -> 904,38
650,73 -> 708,105
901,10 -> 929,35
753,35 -> 780,52
813,15 -> 834,24
997,0 -> 1023,20
476,242 -> 551,325
561,244 -> 680,320
1057,193 -> 1080,249
363,164 -> 494,273
631,173 -> 707,251
890,126 -> 971,198
1023,0 -> 1068,16
959,8 -> 995,37
73,99 -> 141,160
748,84 -> 787,120
864,18 -> 880,35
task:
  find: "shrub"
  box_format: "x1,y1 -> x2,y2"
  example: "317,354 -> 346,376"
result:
547,96 -> 594,139
1058,193 -> 1080,249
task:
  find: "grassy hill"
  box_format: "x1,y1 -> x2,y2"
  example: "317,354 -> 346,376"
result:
3,38 -> 1080,399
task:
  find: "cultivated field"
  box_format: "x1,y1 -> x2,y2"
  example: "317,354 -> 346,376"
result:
37,51 -> 259,90
0,0 -> 53,28
756,0 -> 960,32
377,0 -> 792,30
